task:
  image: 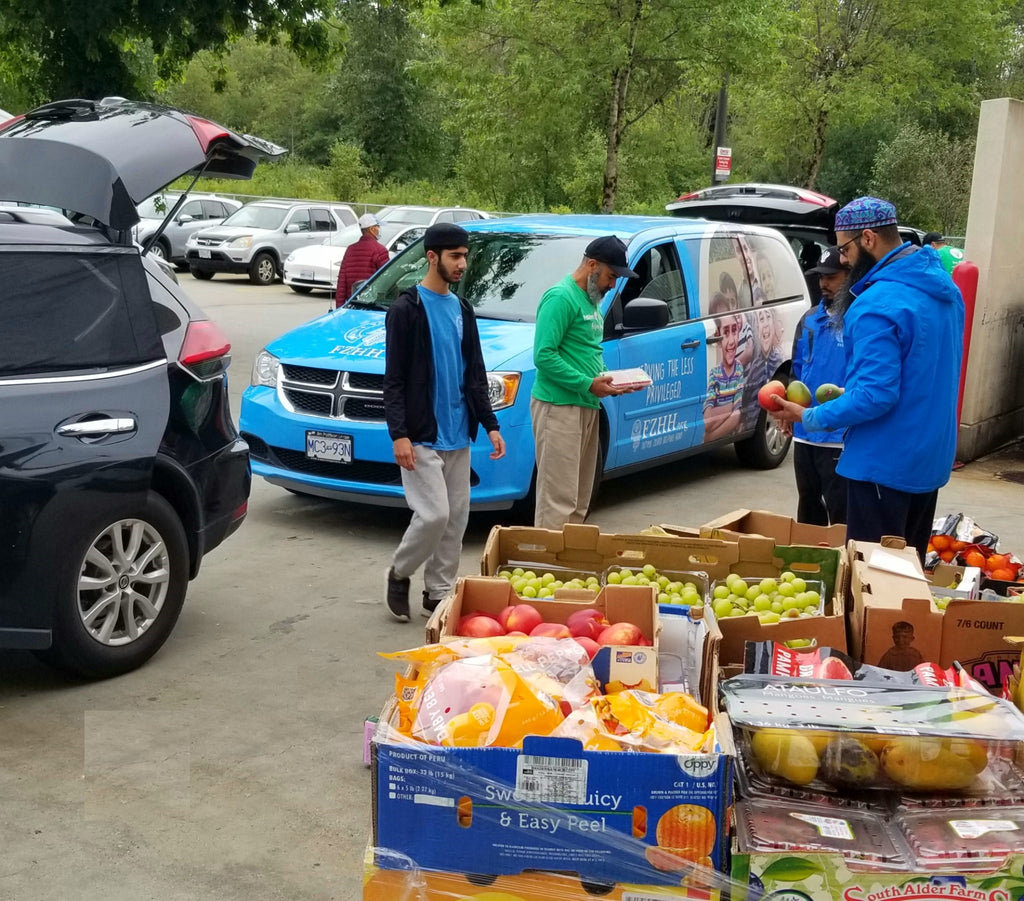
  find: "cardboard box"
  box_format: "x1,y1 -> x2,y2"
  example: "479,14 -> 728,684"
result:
428,576 -> 661,694
928,562 -> 983,599
731,851 -> 1024,901
371,722 -> 735,885
364,845 -> 724,900
699,508 -> 846,548
848,538 -> 1024,690
480,524 -> 848,669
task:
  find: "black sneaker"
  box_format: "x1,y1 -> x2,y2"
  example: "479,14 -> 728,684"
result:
386,568 -> 411,622
422,591 -> 443,617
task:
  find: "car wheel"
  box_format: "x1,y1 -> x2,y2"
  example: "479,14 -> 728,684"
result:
249,252 -> 278,286
734,405 -> 792,469
190,268 -> 214,280
38,492 -> 189,678
289,285 -> 313,295
148,239 -> 170,261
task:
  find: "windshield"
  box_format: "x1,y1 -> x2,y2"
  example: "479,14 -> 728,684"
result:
137,194 -> 178,219
350,232 -> 592,321
220,204 -> 287,230
379,207 -> 436,227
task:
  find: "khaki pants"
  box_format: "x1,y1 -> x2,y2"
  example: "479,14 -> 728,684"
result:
530,397 -> 600,530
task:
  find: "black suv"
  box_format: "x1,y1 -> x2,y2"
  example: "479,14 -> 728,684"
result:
0,99 -> 283,677
666,183 -> 924,300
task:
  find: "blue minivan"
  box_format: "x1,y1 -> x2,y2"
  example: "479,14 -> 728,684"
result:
239,214 -> 810,510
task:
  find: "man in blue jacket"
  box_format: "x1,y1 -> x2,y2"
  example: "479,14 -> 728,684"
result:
772,197 -> 964,561
790,245 -> 849,526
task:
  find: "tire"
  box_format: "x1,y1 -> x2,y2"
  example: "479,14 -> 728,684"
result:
37,492 -> 190,678
734,405 -> 792,469
190,268 -> 214,280
289,285 -> 313,295
249,252 -> 278,286
148,239 -> 170,261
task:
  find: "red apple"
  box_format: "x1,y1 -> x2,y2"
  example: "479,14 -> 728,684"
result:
566,607 -> 609,640
529,622 -> 571,639
757,379 -> 787,412
503,604 -> 544,635
457,614 -> 506,638
573,636 -> 600,660
597,622 -> 644,646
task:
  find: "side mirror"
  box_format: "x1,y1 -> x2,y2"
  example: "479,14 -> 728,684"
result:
621,297 -> 670,332
176,214 -> 194,224
351,279 -> 367,294
285,223 -> 300,234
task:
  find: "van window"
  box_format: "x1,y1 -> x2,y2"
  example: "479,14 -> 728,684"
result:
620,242 -> 688,323
0,251 -> 163,376
745,232 -> 806,302
707,235 -> 752,311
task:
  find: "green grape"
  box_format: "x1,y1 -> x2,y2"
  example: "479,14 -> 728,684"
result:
537,587 -> 553,598
713,585 -> 730,600
712,599 -> 733,618
731,579 -> 749,595
607,571 -> 622,584
777,582 -> 796,598
759,578 -> 778,595
780,571 -> 796,583
791,577 -> 807,593
770,600 -> 784,614
642,564 -> 657,577
753,595 -> 772,612
522,585 -> 538,598
758,611 -> 781,624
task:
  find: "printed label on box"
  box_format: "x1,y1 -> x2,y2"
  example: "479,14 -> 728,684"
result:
515,754 -> 588,804
791,812 -> 854,841
950,818 -> 1019,839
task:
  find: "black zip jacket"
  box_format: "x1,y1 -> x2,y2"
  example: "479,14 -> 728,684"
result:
383,285 -> 499,444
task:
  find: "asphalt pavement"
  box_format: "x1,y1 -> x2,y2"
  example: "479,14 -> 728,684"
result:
1,275 -> 1022,900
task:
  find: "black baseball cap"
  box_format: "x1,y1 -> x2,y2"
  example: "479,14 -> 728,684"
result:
922,232 -> 943,246
806,245 -> 847,276
584,235 -> 639,279
424,222 -> 470,253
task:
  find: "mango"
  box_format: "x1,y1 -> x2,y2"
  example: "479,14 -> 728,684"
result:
819,736 -> 880,789
786,380 -> 812,407
750,729 -> 819,785
815,383 -> 844,403
880,737 -> 977,790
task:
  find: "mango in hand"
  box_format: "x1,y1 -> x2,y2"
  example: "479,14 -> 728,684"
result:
786,380 -> 812,407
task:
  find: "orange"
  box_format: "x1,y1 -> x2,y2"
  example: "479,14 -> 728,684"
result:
939,549 -> 956,563
987,554 -> 1010,572
965,551 -> 987,569
990,568 -> 1017,582
953,540 -> 968,552
931,535 -> 951,551
655,804 -> 716,859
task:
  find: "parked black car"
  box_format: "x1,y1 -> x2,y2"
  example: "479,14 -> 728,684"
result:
0,98 -> 284,677
666,182 -> 925,300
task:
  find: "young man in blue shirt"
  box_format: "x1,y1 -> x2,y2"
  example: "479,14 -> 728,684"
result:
383,223 -> 505,620
771,197 -> 964,561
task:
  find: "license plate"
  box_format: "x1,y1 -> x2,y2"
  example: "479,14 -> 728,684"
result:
305,431 -> 352,463
198,249 -> 211,259
300,270 -> 314,280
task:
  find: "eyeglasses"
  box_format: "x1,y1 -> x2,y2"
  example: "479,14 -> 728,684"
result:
837,232 -> 864,257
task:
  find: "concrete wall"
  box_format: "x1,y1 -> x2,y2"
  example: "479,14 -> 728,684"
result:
958,98 -> 1024,460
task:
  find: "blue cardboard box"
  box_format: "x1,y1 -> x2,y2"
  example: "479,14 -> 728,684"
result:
371,728 -> 734,885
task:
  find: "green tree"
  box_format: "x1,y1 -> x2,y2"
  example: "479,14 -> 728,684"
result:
419,0 -> 783,213
0,0 -> 332,100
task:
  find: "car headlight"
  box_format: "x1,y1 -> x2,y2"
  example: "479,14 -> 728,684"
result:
285,252 -> 296,264
486,372 -> 521,410
186,233 -> 199,246
228,235 -> 253,249
251,349 -> 281,387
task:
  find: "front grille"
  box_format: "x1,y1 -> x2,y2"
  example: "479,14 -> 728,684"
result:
279,366 -> 385,421
270,446 -> 402,485
347,372 -> 384,391
344,397 -> 386,419
283,364 -> 337,386
284,389 -> 333,415
241,432 -> 269,458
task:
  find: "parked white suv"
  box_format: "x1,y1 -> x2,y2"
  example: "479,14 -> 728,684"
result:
185,200 -> 358,285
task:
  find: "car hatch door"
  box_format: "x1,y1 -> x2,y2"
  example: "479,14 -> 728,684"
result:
0,247 -> 169,641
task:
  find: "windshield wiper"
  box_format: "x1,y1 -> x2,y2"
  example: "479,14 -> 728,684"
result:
343,297 -> 387,311
476,312 -> 527,322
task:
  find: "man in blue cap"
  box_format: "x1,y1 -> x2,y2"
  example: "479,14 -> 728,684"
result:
771,196 -> 964,561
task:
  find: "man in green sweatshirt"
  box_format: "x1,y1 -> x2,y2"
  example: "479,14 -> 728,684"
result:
530,235 -> 639,529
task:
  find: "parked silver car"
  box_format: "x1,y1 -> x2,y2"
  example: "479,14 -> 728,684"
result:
134,192 -> 243,268
184,200 -> 358,285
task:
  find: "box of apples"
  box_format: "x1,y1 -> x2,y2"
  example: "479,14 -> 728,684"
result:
428,576 -> 660,695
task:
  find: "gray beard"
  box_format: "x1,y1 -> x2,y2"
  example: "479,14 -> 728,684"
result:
586,270 -> 605,303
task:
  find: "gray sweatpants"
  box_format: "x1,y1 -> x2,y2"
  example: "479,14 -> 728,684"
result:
391,445 -> 471,599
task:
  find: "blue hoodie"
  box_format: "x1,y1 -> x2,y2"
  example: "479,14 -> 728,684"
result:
791,300 -> 847,446
801,244 -> 964,493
